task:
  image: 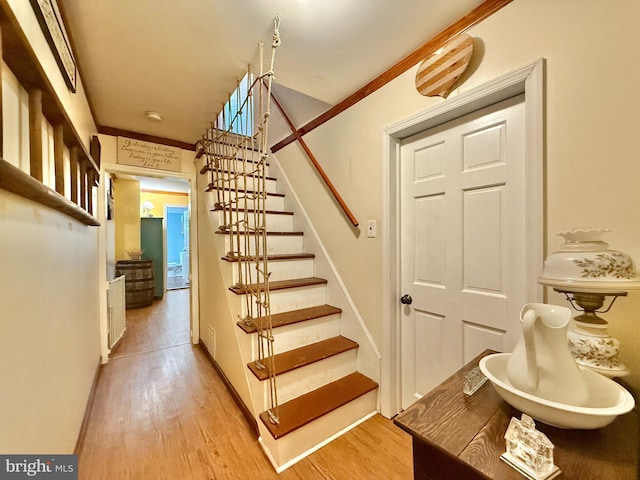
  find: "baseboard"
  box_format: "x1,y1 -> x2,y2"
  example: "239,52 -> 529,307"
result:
74,359 -> 102,455
197,343 -> 259,437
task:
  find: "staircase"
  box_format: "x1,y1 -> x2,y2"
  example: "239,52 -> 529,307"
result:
205,155 -> 378,471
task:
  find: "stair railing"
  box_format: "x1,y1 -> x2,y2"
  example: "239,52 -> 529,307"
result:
200,16 -> 281,425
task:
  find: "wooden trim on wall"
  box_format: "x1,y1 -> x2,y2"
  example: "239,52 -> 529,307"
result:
70,145 -> 78,203
141,189 -> 188,197
74,359 -> 103,455
99,126 -> 196,152
0,3 -> 98,172
271,0 -> 513,153
28,88 -> 44,181
53,124 -> 65,194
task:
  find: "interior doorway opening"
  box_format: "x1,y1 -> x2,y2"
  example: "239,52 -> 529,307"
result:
101,167 -> 198,363
165,205 -> 190,290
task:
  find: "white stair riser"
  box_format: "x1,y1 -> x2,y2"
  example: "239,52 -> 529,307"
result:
214,192 -> 284,211
255,350 -> 358,406
211,176 -> 277,193
223,235 -> 303,256
216,211 -> 293,232
208,159 -> 270,177
231,258 -> 314,284
269,315 -> 341,354
240,284 -> 327,317
259,391 -> 377,470
268,285 -> 327,315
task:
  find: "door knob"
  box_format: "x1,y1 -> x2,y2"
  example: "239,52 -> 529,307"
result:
400,294 -> 412,305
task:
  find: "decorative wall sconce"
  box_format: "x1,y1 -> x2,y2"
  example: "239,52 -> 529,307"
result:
538,229 -> 640,377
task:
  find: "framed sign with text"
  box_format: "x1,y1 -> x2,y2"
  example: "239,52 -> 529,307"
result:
117,137 -> 182,172
30,0 -> 77,93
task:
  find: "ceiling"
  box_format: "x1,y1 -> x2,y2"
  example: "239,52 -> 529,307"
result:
59,0 -> 485,147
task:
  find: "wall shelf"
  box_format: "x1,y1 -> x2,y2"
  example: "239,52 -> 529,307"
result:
0,158 -> 99,226
0,1 -> 100,226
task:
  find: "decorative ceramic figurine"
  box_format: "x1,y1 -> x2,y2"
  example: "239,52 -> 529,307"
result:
507,303 -> 589,407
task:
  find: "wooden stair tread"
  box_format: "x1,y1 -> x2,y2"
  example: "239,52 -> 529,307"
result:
237,304 -> 341,333
229,277 -> 327,295
211,206 -> 293,215
248,336 -> 358,380
223,253 -> 315,264
206,168 -> 276,181
259,372 -> 378,439
205,184 -> 284,197
215,229 -> 303,236
199,154 -> 266,169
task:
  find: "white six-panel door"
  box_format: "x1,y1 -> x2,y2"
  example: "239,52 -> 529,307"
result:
400,95 -> 526,409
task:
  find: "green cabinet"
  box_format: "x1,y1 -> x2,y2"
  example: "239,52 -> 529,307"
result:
141,217 -> 164,299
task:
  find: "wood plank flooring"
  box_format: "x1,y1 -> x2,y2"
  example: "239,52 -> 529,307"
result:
109,290 -> 191,359
78,289 -> 412,479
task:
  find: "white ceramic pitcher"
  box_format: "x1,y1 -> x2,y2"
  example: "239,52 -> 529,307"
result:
507,303 -> 589,407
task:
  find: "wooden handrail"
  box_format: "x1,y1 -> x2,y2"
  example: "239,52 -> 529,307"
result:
269,91 -> 359,227
271,0 -> 513,153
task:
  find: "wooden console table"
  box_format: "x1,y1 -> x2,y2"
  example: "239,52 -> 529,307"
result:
394,350 -> 638,480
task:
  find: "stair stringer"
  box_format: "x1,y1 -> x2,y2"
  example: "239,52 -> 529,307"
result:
197,172 -> 263,423
267,154 -> 382,389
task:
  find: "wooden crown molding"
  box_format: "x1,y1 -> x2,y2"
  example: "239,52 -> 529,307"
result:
99,125 -> 196,151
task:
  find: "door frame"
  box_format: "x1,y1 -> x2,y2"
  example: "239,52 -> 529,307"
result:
97,162 -> 200,363
380,58 -> 545,417
163,204 -> 189,290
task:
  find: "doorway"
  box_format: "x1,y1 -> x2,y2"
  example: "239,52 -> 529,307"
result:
165,205 -> 190,290
381,59 -> 545,416
100,167 -> 199,363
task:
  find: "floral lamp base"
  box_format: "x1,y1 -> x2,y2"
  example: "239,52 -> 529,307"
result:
568,321 -> 630,377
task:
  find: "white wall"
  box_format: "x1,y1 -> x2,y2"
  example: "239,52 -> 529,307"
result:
274,0 -> 640,393
0,193 -> 101,452
0,0 -> 101,453
195,167 -> 255,413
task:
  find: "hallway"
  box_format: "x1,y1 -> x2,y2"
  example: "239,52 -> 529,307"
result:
77,290 -> 412,479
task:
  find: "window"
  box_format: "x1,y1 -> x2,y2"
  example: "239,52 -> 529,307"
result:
218,73 -> 253,137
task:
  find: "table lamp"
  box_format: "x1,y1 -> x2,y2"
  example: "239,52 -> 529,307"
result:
538,229 -> 640,377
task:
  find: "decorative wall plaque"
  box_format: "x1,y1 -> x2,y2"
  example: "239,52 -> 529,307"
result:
30,0 -> 77,93
117,137 -> 182,172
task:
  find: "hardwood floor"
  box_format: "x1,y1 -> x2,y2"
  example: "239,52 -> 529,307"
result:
78,289 -> 413,479
109,290 -> 191,359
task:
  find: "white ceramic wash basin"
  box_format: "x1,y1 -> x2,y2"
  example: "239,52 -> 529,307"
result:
479,353 -> 635,429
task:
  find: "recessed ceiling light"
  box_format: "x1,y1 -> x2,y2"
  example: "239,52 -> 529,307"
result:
144,111 -> 163,122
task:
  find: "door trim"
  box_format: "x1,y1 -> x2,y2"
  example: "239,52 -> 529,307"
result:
380,58 -> 545,416
97,163 -> 200,363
